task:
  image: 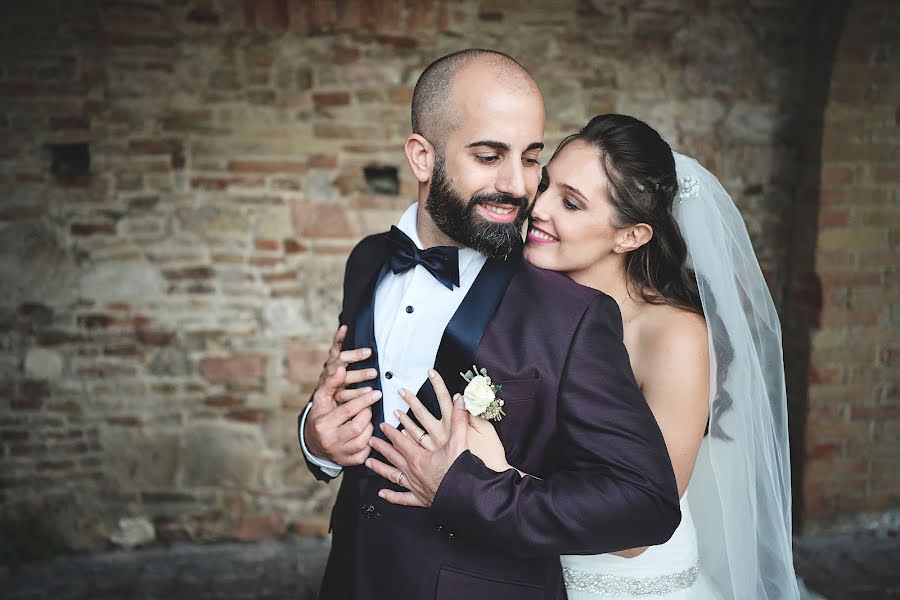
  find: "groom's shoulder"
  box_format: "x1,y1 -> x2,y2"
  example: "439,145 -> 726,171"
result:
514,262 -> 619,322
346,232 -> 388,265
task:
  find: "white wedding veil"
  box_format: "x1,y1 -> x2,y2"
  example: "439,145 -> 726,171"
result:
672,153 -> 802,599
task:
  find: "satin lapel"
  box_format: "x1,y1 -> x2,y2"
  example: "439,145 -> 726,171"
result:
341,234 -> 389,345
414,251 -> 522,420
354,264 -> 389,442
339,235 -> 390,477
341,233 -> 388,404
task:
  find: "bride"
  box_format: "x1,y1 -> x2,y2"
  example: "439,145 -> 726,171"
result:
323,113 -> 811,599
515,114 -> 806,599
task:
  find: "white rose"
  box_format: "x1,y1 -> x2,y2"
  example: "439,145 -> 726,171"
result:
463,375 -> 495,416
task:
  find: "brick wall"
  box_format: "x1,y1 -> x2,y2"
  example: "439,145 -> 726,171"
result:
0,0 -> 892,550
787,0 -> 899,524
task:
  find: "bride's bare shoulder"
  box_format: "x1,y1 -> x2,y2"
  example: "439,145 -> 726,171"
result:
634,303 -> 708,376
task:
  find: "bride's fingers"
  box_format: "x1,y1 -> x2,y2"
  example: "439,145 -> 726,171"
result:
398,389 -> 445,442
394,409 -> 437,451
428,369 -> 454,424
378,489 -> 427,507
394,410 -> 424,440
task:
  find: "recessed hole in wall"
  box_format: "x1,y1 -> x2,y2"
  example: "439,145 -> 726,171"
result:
743,183 -> 764,196
363,165 -> 399,196
49,142 -> 90,178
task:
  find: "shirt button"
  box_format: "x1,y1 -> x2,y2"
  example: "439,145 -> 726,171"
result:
405,305 -> 414,314
385,371 -> 393,379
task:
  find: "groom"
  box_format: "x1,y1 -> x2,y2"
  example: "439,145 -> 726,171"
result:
299,49 -> 680,599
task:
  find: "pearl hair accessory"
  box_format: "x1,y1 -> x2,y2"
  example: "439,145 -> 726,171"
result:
678,175 -> 699,202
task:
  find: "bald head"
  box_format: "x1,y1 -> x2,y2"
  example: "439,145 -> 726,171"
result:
411,49 -> 540,150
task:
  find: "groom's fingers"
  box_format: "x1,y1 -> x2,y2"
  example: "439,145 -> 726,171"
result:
328,325 -> 348,359
336,386 -> 372,404
336,347 -> 372,367
378,489 -> 427,507
341,422 -> 374,455
319,364 -> 346,396
343,368 -> 379,386
345,444 -> 372,466
324,390 -> 381,427
337,406 -> 374,444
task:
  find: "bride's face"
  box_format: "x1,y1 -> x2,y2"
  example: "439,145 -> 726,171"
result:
524,140 -> 622,280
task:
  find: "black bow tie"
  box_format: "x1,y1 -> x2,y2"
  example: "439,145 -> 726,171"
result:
386,226 -> 460,290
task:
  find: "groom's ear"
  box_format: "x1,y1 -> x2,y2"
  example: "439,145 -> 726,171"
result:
404,134 -> 435,184
614,224 -> 654,253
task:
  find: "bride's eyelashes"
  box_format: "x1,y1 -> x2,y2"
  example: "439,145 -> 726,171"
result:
538,170 -> 580,211
562,197 -> 581,211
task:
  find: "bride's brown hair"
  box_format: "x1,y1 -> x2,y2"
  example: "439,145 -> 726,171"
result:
554,114 -> 737,437
552,114 -> 703,315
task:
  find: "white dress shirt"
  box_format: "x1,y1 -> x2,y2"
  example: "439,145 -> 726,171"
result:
300,203 -> 488,476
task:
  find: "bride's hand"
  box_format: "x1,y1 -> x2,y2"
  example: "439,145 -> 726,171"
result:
465,414 -> 510,472
393,369 -> 512,473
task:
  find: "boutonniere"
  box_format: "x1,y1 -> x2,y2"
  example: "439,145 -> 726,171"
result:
460,365 -> 505,422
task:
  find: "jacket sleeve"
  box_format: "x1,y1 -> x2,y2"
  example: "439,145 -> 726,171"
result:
298,401 -> 342,482
430,294 -> 681,557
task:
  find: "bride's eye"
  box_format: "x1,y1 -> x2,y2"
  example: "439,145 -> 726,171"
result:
563,197 -> 580,211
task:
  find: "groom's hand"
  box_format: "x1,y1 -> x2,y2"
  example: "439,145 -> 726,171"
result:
305,325 -> 381,466
306,373 -> 382,466
366,392 -> 469,507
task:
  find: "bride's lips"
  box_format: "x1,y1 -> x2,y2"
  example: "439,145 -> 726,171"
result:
527,225 -> 558,245
476,201 -> 520,224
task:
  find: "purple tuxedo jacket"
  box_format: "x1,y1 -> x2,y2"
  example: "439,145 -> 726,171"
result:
300,232 -> 680,599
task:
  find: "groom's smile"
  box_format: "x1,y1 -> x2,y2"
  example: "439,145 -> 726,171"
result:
476,200 -> 520,224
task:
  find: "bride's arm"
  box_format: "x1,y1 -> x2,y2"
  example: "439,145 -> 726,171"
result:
611,312 -> 709,558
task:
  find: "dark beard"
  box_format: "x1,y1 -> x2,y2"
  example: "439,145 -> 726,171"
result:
425,157 -> 528,260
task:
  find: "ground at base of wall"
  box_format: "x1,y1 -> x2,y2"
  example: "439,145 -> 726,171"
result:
1,529 -> 897,600
794,527 -> 899,600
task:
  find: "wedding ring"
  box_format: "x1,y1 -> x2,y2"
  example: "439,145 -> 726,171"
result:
418,431 -> 427,442
397,472 -> 405,486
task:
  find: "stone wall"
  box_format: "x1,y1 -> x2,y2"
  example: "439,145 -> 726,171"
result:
785,0 -> 899,524
0,0 -> 892,551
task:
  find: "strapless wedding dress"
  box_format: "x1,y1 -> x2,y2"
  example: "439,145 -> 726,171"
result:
561,489 -> 720,599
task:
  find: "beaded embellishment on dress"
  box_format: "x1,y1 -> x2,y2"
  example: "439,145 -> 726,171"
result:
562,561 -> 700,596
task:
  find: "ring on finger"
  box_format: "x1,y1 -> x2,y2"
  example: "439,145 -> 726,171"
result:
396,472 -> 405,486
418,430 -> 427,443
